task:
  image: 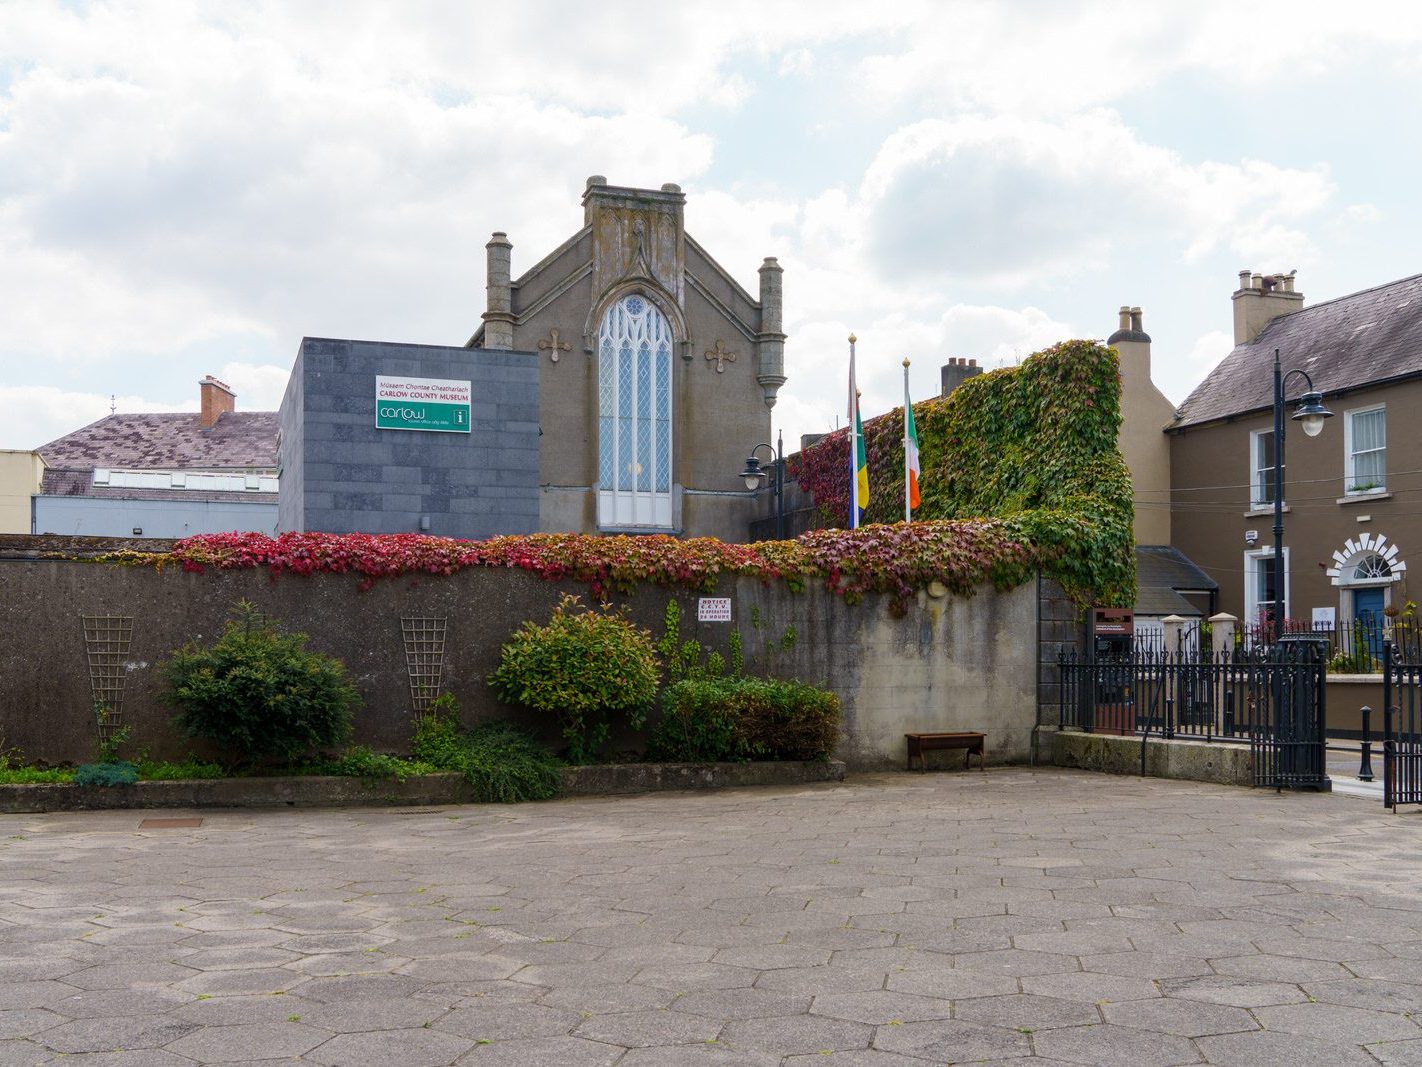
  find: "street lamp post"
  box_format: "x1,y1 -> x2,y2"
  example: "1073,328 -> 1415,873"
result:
739,429 -> 785,540
1270,347 -> 1333,633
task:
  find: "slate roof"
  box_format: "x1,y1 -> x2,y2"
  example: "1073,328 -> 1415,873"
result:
37,412 -> 279,501
1135,545 -> 1217,617
1172,273 -> 1422,429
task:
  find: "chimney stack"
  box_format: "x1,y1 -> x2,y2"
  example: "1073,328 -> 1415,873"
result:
482,232 -> 515,350
756,257 -> 787,408
1233,268 -> 1304,345
940,357 -> 982,397
198,376 -> 235,429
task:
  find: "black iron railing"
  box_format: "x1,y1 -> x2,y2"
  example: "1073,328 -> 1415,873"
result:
1059,638 -> 1329,789
1383,641 -> 1422,809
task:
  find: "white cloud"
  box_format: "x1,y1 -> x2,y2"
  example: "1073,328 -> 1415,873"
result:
1,385 -> 185,451
854,2 -> 1422,115
858,113 -> 1334,285
1184,329 -> 1234,365
217,362 -> 290,411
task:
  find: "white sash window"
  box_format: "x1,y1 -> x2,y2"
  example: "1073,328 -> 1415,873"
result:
597,295 -> 673,528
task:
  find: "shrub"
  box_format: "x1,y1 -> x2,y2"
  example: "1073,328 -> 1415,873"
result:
162,601 -> 358,765
301,746 -> 436,783
412,705 -> 561,803
488,594 -> 659,763
0,766 -> 75,785
650,677 -> 842,763
135,758 -> 226,781
74,761 -> 139,787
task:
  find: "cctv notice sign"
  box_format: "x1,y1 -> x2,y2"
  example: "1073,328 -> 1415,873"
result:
375,376 -> 472,433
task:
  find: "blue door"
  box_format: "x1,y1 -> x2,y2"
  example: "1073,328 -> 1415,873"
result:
1354,588 -> 1386,664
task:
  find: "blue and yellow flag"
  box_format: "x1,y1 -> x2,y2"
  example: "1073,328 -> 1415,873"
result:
848,335 -> 869,528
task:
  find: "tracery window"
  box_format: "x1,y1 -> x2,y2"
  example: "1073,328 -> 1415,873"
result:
597,295 -> 673,528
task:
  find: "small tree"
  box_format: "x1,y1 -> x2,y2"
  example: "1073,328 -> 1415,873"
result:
488,594 -> 659,763
162,601 -> 357,765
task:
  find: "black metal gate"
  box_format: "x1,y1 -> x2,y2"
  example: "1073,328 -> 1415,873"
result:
1383,642 -> 1422,810
1247,634 -> 1329,791
1058,635 -> 1329,791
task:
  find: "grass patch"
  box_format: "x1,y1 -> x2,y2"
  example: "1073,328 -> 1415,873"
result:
0,766 -> 75,785
297,746 -> 438,783
136,758 -> 227,781
413,713 -> 561,804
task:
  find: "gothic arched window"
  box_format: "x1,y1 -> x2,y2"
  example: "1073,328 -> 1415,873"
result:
597,295 -> 673,528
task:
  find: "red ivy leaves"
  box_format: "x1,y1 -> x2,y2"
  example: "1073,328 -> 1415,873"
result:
114,523 -> 1048,612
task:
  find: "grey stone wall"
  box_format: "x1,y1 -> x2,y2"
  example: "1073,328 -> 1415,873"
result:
278,338 -> 538,538
0,559 -> 1042,771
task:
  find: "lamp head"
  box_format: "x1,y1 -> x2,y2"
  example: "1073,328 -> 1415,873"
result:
1291,391 -> 1332,437
740,454 -> 765,491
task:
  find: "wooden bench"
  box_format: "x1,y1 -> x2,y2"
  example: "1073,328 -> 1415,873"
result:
905,731 -> 986,773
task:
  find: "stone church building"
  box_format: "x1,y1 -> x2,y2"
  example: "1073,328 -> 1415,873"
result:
468,176 -> 786,540
278,178 -> 786,542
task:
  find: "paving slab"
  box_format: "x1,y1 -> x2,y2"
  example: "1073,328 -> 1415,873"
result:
0,768 -> 1420,1065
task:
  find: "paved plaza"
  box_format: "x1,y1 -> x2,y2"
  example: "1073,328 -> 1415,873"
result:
1,768 -> 1421,1065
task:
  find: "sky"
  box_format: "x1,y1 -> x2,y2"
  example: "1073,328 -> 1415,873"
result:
3,1 -> 1422,453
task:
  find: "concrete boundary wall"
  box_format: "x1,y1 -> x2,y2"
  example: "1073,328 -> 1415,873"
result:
1046,727 -> 1255,787
0,560 -> 1044,771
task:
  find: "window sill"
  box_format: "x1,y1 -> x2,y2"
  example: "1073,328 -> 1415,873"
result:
1243,505 -> 1289,519
1338,491 -> 1391,505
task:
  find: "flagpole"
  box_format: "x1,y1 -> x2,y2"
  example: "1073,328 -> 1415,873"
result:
847,333 -> 858,530
903,357 -> 911,523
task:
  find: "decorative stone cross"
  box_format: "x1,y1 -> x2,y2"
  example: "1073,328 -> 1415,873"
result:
704,339 -> 737,373
538,328 -> 571,363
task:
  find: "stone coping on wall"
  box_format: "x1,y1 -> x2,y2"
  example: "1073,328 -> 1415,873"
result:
0,760 -> 848,813
1045,726 -> 1256,788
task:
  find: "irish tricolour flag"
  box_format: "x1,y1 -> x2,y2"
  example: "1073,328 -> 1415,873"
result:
904,373 -> 921,516
910,389 -> 921,517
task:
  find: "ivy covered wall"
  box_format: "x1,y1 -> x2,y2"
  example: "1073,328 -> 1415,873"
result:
788,340 -> 1135,607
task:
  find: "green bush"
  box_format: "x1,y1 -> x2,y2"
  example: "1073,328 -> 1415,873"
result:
161,601 -> 358,765
412,705 -> 561,803
74,761 -> 139,787
134,758 -> 227,781
488,594 -> 659,763
300,746 -> 436,783
0,766 -> 75,785
650,677 -> 842,763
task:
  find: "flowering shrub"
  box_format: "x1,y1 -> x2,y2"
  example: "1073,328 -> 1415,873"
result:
103,519 -> 1049,611
788,340 -> 1135,607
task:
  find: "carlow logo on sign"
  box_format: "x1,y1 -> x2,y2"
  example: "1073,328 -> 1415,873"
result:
375,376 -> 472,434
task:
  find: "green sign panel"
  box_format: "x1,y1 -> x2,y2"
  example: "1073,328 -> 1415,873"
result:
375,376 -> 472,434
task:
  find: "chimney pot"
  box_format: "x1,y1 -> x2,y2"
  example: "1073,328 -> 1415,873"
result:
1118,306 -> 1132,331
1130,307 -> 1143,332
1238,270 -> 1252,289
